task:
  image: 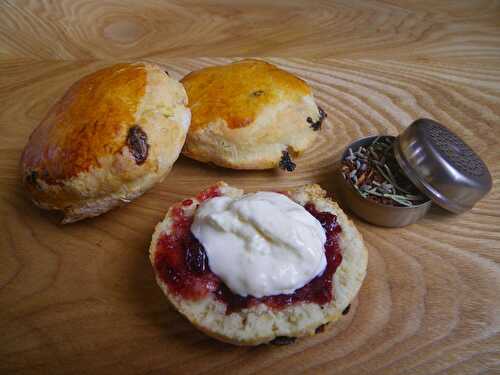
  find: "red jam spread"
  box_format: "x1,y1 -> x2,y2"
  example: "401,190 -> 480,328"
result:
154,189 -> 343,314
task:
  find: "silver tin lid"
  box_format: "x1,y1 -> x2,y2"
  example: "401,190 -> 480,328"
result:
393,118 -> 492,213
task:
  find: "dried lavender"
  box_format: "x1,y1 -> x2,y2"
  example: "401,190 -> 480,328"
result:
341,136 -> 426,207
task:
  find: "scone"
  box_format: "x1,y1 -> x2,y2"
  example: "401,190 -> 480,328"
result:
21,62 -> 190,223
181,59 -> 326,171
149,182 -> 367,345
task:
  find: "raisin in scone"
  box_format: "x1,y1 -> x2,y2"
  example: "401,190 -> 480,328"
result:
21,62 -> 190,223
181,59 -> 326,171
149,182 -> 368,346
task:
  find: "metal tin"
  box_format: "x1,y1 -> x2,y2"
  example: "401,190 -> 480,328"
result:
337,136 -> 432,227
393,119 -> 492,213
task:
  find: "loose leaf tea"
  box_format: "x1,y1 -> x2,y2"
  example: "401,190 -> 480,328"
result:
341,136 -> 426,207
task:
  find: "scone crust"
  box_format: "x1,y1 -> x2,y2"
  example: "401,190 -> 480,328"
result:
21,62 -> 190,223
149,182 -> 368,346
181,59 -> 323,169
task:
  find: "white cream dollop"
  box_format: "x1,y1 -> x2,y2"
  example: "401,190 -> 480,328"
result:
191,192 -> 326,298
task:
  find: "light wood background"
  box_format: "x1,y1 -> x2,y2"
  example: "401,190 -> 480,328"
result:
1,1 -> 499,374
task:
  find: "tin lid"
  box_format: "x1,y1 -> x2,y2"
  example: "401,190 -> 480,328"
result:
393,119 -> 492,213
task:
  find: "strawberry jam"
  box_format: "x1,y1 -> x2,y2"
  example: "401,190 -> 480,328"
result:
154,192 -> 343,314
154,187 -> 222,300
195,185 -> 221,202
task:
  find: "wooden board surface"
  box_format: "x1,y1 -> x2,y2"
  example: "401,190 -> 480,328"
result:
1,1 -> 499,374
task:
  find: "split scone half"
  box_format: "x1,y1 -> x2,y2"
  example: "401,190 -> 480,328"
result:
181,59 -> 326,171
20,62 -> 190,223
149,182 -> 368,346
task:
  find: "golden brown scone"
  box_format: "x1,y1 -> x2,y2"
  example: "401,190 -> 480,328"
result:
149,182 -> 368,346
181,59 -> 326,170
21,62 -> 190,223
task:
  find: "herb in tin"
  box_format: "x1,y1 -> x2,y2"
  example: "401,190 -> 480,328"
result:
341,136 -> 426,207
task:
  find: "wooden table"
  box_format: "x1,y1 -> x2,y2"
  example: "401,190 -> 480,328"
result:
1,1 -> 499,374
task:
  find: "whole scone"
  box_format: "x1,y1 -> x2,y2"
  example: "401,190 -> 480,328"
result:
181,59 -> 326,171
21,62 -> 190,223
149,182 -> 368,346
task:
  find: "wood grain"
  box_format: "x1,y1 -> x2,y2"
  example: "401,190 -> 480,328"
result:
1,0 -> 500,62
1,1 -> 500,374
